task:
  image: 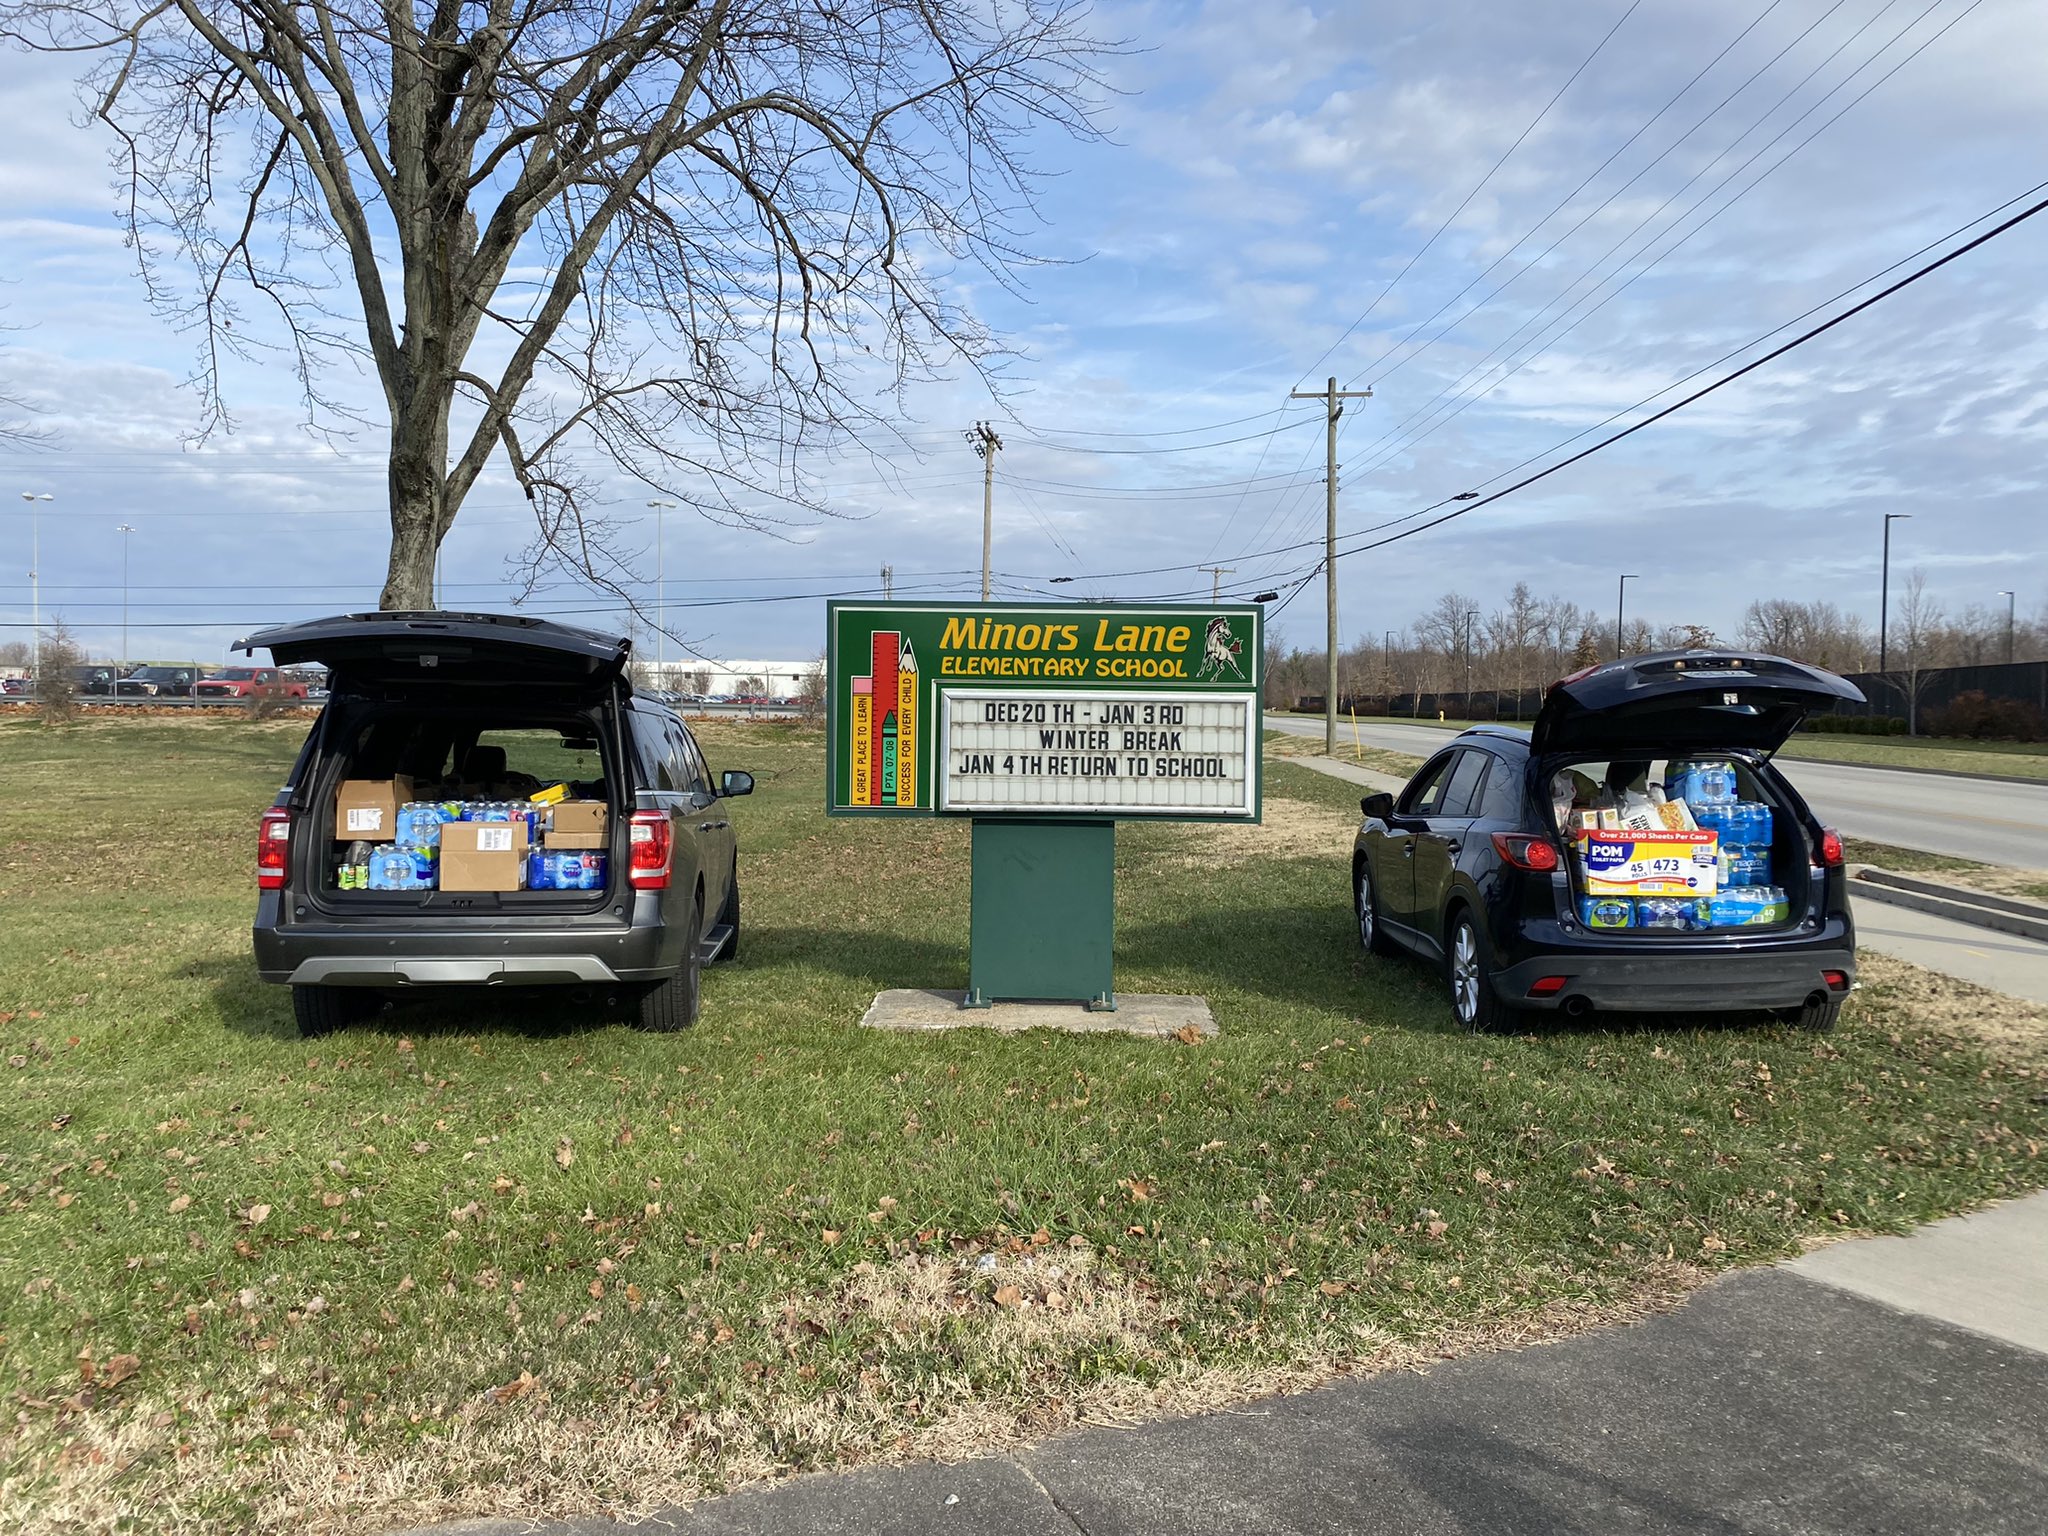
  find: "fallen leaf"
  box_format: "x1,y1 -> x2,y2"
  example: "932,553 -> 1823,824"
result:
1171,1023 -> 1205,1046
1122,1178 -> 1152,1203
555,1139 -> 575,1170
489,1370 -> 536,1404
587,1280 -> 605,1299
1318,1280 -> 1347,1297
1425,1220 -> 1448,1239
167,1195 -> 192,1214
625,1283 -> 643,1312
101,1354 -> 141,1387
821,1229 -> 841,1245
246,1204 -> 271,1227
320,1192 -> 345,1208
993,1284 -> 1022,1307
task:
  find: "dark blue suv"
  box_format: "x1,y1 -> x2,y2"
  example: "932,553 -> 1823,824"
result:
1352,651 -> 1862,1033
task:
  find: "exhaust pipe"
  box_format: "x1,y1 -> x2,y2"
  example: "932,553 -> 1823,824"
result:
1561,995 -> 1591,1019
1804,990 -> 1828,1013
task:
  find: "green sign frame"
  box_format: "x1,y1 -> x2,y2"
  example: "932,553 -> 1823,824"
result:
826,600 -> 1263,824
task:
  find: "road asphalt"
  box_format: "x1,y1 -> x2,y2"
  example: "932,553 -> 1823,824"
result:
1264,715 -> 2048,870
412,1194 -> 2048,1536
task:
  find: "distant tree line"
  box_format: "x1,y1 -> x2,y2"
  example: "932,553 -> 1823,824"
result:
1263,572 -> 2046,724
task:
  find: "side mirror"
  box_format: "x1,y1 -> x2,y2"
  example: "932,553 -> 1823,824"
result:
720,769 -> 755,798
1361,792 -> 1395,822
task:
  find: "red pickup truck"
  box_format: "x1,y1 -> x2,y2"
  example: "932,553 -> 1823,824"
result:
196,666 -> 309,702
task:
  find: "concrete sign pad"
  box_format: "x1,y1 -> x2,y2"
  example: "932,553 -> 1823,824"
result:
861,989 -> 1217,1039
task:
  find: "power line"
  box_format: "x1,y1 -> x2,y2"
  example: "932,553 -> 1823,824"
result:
1291,0 -> 1648,391
1346,0 -> 1976,481
1330,184 -> 2048,567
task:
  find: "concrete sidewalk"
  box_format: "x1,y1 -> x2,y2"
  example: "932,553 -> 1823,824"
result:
417,1195 -> 2048,1536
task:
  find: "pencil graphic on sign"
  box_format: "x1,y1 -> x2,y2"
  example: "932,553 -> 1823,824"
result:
881,712 -> 899,803
871,630 -> 898,806
896,641 -> 918,807
850,677 -> 873,806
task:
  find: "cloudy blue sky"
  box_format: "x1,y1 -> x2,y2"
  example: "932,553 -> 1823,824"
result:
2,0 -> 2044,666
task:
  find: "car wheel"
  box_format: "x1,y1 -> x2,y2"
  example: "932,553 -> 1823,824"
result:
713,861 -> 740,964
1446,911 -> 1522,1035
1783,994 -> 1841,1032
1355,860 -> 1398,957
636,891 -> 703,1032
292,984 -> 369,1038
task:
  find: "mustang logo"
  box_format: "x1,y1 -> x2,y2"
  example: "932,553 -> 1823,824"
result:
1195,616 -> 1245,681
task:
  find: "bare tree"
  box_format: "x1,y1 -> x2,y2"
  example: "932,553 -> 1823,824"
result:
5,0 -> 1112,608
1890,568 -> 1943,735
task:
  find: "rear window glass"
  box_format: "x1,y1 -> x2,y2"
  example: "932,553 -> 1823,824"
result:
1439,752 -> 1489,818
472,729 -> 604,787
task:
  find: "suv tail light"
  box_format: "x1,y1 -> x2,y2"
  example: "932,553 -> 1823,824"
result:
257,807 -> 292,890
1818,827 -> 1844,868
628,810 -> 673,889
1491,832 -> 1561,872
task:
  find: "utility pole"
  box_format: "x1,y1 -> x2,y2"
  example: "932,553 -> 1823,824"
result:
1616,573 -> 1638,661
1289,377 -> 1372,754
646,500 -> 677,688
965,422 -> 1002,601
1199,565 -> 1235,602
19,492 -> 52,685
116,523 -> 135,677
1879,513 -> 1910,673
1463,609 -> 1474,712
881,563 -> 895,601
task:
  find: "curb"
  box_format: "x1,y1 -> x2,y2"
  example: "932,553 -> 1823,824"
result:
1850,867 -> 2048,945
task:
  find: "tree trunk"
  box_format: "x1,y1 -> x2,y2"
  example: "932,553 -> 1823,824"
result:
379,382 -> 452,611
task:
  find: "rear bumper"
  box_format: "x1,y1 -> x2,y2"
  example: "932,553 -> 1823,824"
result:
252,909 -> 681,987
1495,946 -> 1855,1013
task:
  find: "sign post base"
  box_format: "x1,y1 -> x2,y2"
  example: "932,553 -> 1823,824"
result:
966,817 -> 1115,1008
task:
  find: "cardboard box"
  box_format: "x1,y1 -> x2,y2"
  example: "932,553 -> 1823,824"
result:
334,777 -> 415,841
1577,829 -> 1719,896
545,831 -> 608,851
550,800 -> 609,837
439,818 -> 529,891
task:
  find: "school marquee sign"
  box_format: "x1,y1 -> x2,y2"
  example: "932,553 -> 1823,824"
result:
826,602 -> 1264,822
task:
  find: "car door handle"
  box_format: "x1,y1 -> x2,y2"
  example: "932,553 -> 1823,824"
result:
1442,840 -> 1460,855
1402,843 -> 1415,857
698,820 -> 728,832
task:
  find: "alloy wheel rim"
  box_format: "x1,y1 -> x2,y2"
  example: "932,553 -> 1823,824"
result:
1453,924 -> 1479,1022
1357,876 -> 1374,946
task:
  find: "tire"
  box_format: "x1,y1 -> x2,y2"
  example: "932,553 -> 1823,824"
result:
1354,859 -> 1399,957
713,861 -> 740,964
636,891 -> 703,1032
291,984 -> 368,1038
1446,910 -> 1526,1035
1783,994 -> 1841,1032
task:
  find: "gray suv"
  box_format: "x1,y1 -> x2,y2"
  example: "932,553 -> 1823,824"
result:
242,612 -> 751,1036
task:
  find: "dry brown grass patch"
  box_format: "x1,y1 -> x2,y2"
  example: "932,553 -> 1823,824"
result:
1854,948 -> 2048,1061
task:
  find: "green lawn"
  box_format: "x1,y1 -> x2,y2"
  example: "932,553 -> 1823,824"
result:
1777,734 -> 2048,780
3,717 -> 2045,1535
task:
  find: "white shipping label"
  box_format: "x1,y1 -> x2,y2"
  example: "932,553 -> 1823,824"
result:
345,807 -> 384,832
476,826 -> 514,853
939,689 -> 1256,817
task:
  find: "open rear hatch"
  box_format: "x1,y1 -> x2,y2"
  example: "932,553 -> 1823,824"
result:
1531,650 -> 1863,757
238,612 -> 633,912
236,611 -> 630,698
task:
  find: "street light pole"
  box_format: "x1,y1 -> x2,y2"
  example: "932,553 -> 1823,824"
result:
1999,589 -> 2016,665
646,500 -> 678,689
116,524 -> 136,675
1463,609 -> 1474,711
965,422 -> 1002,601
1878,513 -> 1911,673
19,492 -> 53,684
1616,573 -> 1638,660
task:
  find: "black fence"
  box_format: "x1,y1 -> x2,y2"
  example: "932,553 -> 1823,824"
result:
1289,659 -> 2048,738
1829,660 -> 2048,721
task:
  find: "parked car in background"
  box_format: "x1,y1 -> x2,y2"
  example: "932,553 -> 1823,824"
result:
196,665 -> 309,701
2,676 -> 34,696
71,665 -> 121,695
118,665 -> 201,699
1351,651 -> 1860,1033
243,612 -> 753,1037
